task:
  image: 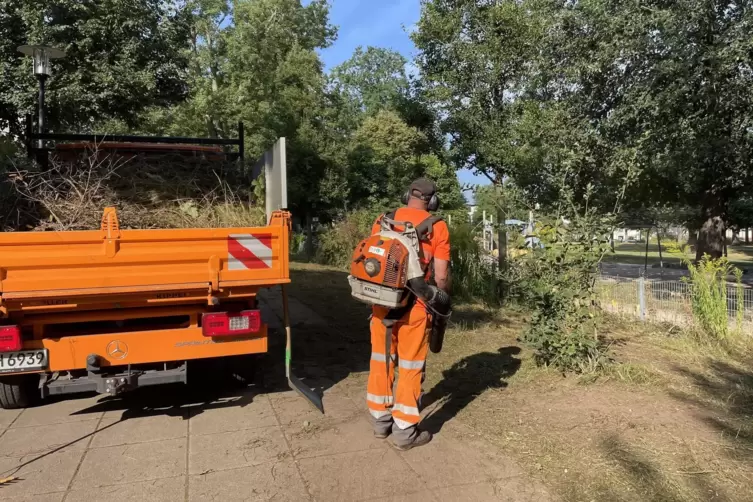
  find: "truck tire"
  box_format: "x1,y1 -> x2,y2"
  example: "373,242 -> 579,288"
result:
0,374 -> 38,410
228,354 -> 266,388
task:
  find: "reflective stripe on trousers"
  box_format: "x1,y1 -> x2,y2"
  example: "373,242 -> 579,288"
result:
366,305 -> 429,429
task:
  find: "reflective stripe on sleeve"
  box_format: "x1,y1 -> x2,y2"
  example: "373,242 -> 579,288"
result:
371,352 -> 387,362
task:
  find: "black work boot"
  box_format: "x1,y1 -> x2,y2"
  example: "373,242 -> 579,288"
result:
391,429 -> 433,451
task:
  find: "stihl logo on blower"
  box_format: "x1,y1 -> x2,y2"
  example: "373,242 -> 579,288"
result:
347,213 -> 451,353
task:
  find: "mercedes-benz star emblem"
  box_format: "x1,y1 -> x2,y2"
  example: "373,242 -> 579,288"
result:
106,340 -> 128,360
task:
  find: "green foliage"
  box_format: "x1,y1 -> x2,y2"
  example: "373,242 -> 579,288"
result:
447,222 -> 500,304
664,242 -> 746,340
472,184 -> 528,223
684,255 -> 741,342
0,0 -> 190,136
348,110 -> 425,206
414,0 -> 753,258
2,1 -> 464,223
345,111 -> 465,211
315,208 -> 381,269
728,196 -> 753,233
330,46 -> 410,117
513,195 -> 615,372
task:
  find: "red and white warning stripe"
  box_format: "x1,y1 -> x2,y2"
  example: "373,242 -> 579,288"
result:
228,234 -> 273,270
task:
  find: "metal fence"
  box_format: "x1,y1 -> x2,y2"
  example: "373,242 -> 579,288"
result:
596,274 -> 753,329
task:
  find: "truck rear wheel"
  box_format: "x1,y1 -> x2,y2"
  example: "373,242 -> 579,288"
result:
227,354 -> 266,388
0,374 -> 38,410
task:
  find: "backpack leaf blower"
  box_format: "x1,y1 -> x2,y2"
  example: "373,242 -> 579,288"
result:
347,213 -> 451,353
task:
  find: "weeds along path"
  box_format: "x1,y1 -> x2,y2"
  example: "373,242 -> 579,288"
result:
286,263 -> 753,502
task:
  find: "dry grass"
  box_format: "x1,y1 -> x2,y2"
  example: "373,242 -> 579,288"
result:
287,262 -> 753,502
452,315 -> 753,502
3,150 -> 264,231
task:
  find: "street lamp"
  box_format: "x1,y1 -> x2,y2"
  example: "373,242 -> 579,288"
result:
17,45 -> 66,147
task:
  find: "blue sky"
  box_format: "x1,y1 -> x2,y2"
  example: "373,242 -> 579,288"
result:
315,0 -> 489,189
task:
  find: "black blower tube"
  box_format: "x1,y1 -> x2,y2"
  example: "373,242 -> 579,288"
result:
407,278 -> 451,353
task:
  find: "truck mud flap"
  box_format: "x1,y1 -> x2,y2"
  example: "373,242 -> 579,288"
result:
282,284 -> 324,413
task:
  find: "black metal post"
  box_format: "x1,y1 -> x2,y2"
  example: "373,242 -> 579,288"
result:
644,227 -> 651,274
25,113 -> 33,158
238,121 -> 245,164
657,229 -> 663,279
37,74 -> 47,149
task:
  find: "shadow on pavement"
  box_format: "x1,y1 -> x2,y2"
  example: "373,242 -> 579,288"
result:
421,346 -> 522,434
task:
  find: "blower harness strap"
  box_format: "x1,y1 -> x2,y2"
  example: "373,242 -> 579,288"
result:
380,303 -> 413,408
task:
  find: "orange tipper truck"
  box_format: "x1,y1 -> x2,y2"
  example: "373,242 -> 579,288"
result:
0,137 -> 322,412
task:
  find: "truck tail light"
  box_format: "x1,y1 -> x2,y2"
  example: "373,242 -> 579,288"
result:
0,326 -> 22,352
202,310 -> 261,338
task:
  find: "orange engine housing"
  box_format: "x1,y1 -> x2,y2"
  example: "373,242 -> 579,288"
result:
350,235 -> 409,289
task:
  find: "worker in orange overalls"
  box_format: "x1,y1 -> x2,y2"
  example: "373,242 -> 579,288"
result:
366,178 -> 451,450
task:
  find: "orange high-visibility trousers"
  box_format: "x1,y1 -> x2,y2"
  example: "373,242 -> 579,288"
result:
367,305 -> 429,432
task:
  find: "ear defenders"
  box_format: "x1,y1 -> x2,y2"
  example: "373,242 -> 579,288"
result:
402,189 -> 440,212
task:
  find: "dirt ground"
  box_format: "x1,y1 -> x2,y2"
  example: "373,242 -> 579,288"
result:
288,263 -> 753,502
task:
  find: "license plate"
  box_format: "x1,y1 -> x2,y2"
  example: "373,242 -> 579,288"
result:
0,350 -> 48,374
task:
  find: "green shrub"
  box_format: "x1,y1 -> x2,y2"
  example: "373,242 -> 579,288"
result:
665,242 -> 746,341
448,222 -> 501,304
514,205 -> 614,372
684,255 -> 743,341
315,208 -> 381,268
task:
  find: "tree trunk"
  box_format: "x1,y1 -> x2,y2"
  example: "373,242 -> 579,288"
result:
730,227 -> 740,246
497,205 -> 506,270
695,194 -> 726,261
687,227 -> 698,246
305,213 -> 315,260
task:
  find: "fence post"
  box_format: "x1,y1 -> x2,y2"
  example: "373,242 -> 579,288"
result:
638,275 -> 647,321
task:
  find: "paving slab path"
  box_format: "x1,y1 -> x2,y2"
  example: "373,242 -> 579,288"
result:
0,289 -> 551,502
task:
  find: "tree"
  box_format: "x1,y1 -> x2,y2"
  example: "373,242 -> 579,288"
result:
473,184 -> 527,224
347,110 -> 426,207
549,0 -> 753,260
0,0 -> 190,137
415,0 -> 753,260
130,0 -> 342,219
412,1 -> 548,185
419,154 -> 466,211
330,46 -> 410,117
329,46 -> 444,155
728,196 -> 753,244
344,109 -> 465,212
413,1 -> 609,269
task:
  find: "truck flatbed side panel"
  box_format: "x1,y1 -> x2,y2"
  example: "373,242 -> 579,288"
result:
0,223 -> 290,297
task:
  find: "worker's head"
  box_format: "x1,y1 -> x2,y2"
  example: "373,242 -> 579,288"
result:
402,178 -> 439,211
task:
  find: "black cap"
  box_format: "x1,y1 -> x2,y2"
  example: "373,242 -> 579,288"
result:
409,178 -> 437,200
